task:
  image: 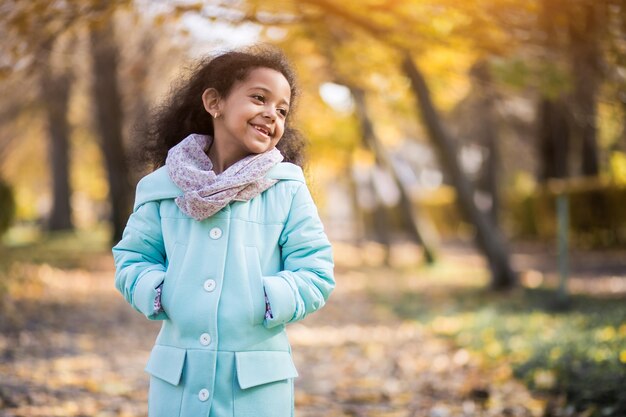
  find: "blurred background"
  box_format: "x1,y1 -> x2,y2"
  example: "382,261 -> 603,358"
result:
0,1 -> 625,416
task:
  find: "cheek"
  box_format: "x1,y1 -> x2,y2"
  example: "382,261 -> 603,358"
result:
276,121 -> 286,136
273,126 -> 285,144
271,128 -> 285,146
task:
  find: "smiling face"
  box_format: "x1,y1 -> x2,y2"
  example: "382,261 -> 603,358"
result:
203,67 -> 292,166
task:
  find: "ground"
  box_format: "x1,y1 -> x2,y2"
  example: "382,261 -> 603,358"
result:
0,237 -> 623,417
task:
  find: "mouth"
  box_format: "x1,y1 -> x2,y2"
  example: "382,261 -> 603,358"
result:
251,124 -> 272,138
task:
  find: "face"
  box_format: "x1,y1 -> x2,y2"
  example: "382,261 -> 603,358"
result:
205,67 -> 292,159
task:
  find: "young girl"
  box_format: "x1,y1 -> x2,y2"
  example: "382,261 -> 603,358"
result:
112,47 -> 334,417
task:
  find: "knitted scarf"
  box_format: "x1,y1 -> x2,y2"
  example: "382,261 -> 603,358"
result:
166,134 -> 283,221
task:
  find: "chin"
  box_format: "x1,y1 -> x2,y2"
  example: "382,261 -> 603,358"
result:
247,141 -> 272,154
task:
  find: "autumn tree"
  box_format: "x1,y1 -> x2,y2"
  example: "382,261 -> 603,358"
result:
300,0 -> 518,288
166,0 -> 517,288
311,22 -> 439,263
39,42 -> 74,231
2,0 -> 130,236
490,0 -> 621,180
89,17 -> 133,243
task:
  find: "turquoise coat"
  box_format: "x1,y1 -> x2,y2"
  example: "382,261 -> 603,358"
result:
112,163 -> 334,417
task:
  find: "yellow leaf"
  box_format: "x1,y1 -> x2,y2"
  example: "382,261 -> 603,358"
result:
596,326 -> 616,342
549,347 -> 562,361
485,341 -> 503,358
533,369 -> 556,390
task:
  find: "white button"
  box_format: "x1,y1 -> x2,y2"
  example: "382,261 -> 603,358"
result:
209,227 -> 222,239
198,388 -> 210,401
200,333 -> 211,346
203,279 -> 216,292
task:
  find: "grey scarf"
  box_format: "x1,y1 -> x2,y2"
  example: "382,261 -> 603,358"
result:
166,134 -> 283,221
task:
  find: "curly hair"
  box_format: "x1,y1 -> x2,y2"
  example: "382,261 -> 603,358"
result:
141,45 -> 307,171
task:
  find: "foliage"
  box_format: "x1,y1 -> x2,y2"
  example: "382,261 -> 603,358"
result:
0,225 -> 110,311
609,152 -> 626,185
411,177 -> 626,248
0,226 -> 110,269
445,294 -> 626,416
0,178 -> 16,237
508,178 -> 626,248
0,235 -> 582,416
416,186 -> 466,237
1,0 -> 131,78
370,261 -> 626,417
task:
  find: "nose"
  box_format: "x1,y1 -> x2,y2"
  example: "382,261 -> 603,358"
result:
262,107 -> 277,121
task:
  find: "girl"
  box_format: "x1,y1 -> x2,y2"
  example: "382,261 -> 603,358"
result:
112,46 -> 334,417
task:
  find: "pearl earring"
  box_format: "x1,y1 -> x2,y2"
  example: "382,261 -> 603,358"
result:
214,112 -> 220,118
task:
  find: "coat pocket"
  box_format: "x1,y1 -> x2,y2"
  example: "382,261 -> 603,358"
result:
145,345 -> 186,417
234,351 -> 298,416
145,344 -> 186,385
235,350 -> 298,389
245,246 -> 267,325
162,242 -> 187,315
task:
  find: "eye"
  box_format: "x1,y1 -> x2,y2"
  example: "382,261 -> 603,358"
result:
251,94 -> 265,102
277,108 -> 288,117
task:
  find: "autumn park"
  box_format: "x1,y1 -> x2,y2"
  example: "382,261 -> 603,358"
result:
0,1 -> 625,416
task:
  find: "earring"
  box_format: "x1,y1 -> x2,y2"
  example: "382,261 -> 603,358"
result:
213,112 -> 220,118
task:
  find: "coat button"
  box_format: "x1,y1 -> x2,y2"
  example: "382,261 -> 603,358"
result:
200,333 -> 211,346
209,227 -> 222,239
198,388 -> 210,401
203,279 -> 216,292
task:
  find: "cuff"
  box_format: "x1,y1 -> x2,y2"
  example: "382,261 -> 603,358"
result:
133,268 -> 166,320
262,275 -> 296,329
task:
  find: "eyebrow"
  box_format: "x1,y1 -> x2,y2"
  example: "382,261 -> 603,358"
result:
248,86 -> 290,107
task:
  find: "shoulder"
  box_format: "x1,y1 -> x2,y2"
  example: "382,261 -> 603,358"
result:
265,163 -> 310,203
134,166 -> 183,211
265,162 -> 306,184
266,162 -> 309,199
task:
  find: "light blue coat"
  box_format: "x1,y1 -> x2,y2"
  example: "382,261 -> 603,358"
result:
112,163 -> 334,417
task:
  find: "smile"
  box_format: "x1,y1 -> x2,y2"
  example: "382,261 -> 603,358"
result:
251,124 -> 272,137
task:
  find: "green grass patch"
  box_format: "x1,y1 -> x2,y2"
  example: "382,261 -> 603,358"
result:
371,262 -> 626,417
1,225 -> 111,268
0,225 -> 113,301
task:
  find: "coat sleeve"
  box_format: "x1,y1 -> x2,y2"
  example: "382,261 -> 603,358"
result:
262,183 -> 335,329
112,201 -> 168,321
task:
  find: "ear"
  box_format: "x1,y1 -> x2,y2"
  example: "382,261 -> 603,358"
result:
202,88 -> 222,117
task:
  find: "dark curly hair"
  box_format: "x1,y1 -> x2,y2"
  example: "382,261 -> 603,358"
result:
141,45 -> 306,171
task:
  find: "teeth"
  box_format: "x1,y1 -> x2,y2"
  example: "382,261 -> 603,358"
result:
253,125 -> 270,136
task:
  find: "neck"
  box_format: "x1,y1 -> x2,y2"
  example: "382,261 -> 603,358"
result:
207,135 -> 247,175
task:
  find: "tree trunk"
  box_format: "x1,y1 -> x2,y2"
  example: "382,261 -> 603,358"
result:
401,53 -> 516,289
621,101 -> 626,152
125,34 -> 155,183
485,127 -> 499,226
89,19 -> 133,244
351,86 -> 438,264
537,0 -> 571,181
568,0 -> 601,176
471,61 -> 500,225
372,200 -> 392,266
41,50 -> 74,231
347,162 -> 367,246
538,98 -> 570,180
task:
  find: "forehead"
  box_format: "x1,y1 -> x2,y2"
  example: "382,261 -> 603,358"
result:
238,67 -> 291,101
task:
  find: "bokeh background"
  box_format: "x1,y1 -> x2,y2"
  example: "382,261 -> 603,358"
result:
0,1 -> 625,416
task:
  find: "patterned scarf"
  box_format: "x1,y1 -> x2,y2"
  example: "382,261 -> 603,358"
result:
166,134 -> 283,221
